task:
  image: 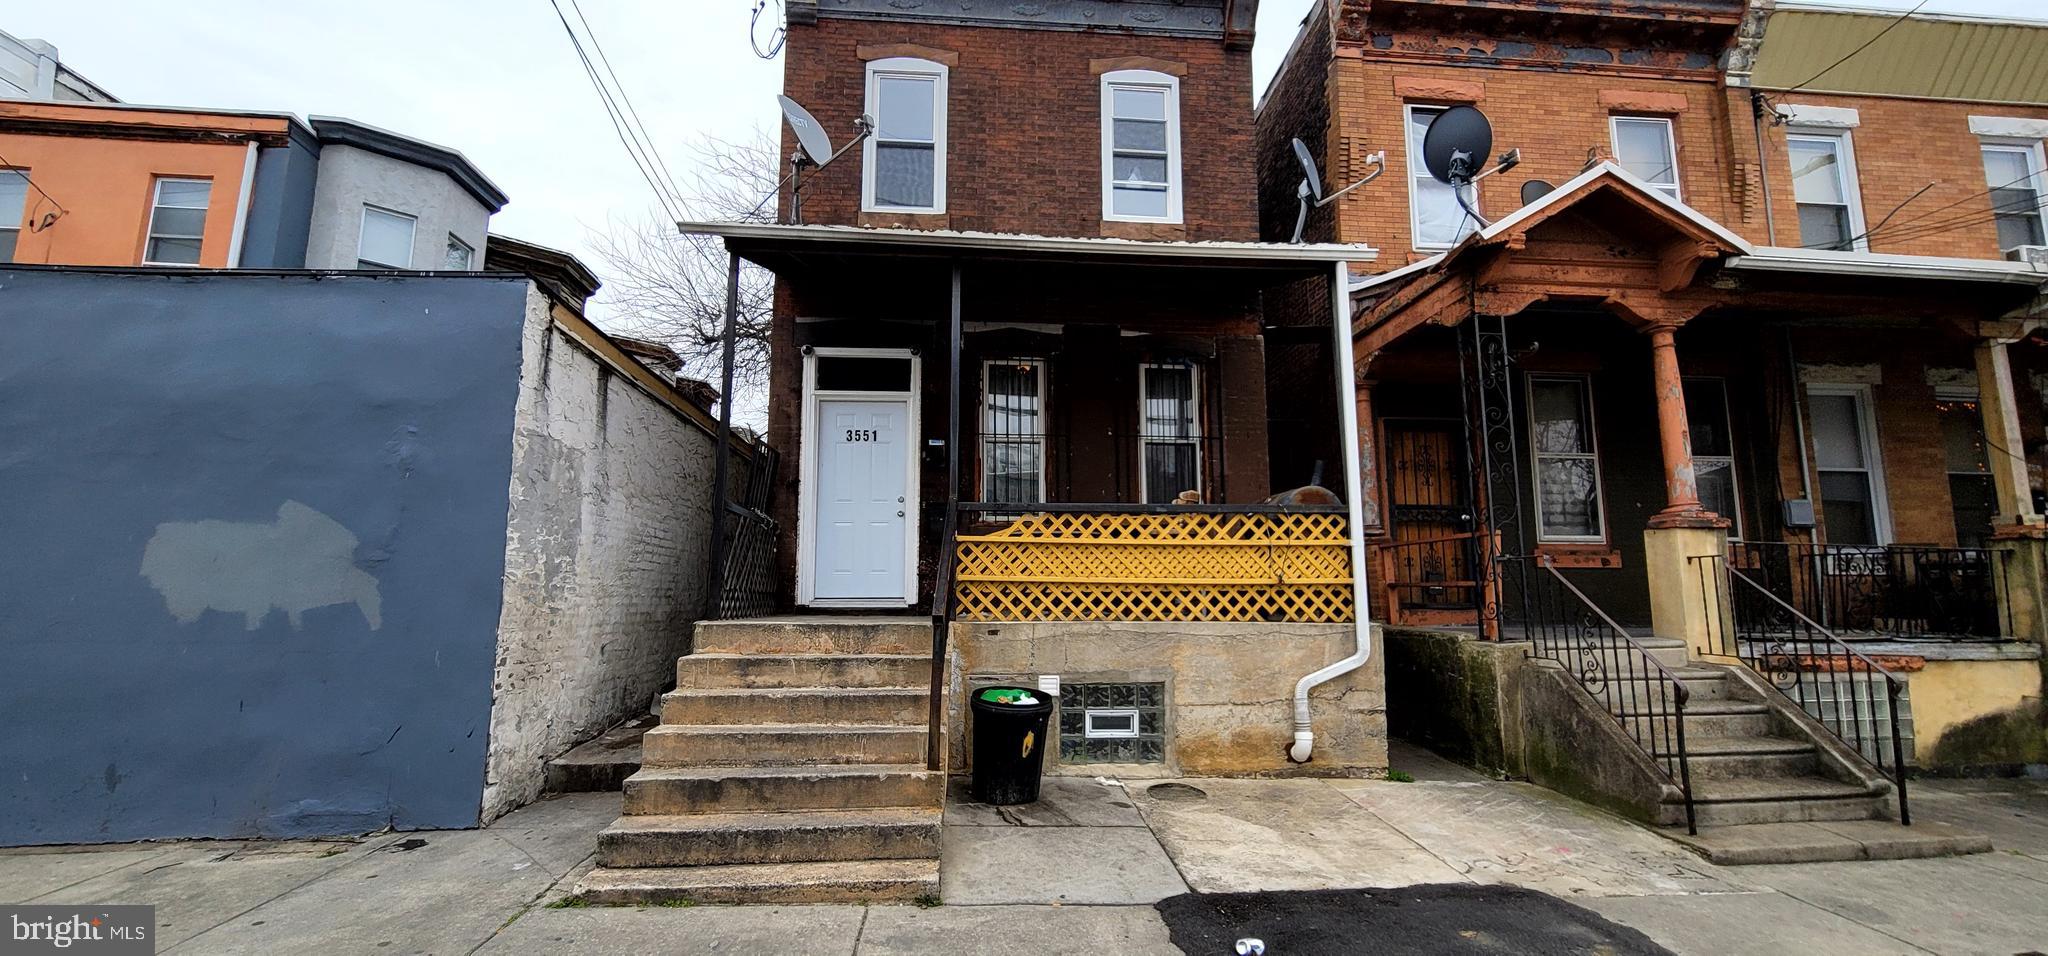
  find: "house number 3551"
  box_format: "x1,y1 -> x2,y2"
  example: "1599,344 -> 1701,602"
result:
845,429 -> 879,443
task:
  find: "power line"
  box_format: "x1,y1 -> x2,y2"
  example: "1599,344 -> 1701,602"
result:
0,152 -> 67,230
547,0 -> 685,222
567,0 -> 689,208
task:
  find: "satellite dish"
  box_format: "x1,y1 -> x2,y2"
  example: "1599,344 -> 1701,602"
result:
1292,138 -> 1324,202
777,95 -> 834,166
1521,179 -> 1556,205
1421,105 -> 1493,186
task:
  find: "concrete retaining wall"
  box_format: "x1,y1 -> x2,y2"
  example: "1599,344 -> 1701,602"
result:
948,621 -> 1387,777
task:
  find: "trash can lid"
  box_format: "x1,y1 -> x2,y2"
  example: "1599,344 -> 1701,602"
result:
977,687 -> 1043,705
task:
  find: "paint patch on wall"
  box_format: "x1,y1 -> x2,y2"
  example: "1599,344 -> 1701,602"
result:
142,501 -> 382,630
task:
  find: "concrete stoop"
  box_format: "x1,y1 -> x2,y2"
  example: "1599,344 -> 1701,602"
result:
543,714 -> 657,794
575,617 -> 941,905
1662,820 -> 1993,865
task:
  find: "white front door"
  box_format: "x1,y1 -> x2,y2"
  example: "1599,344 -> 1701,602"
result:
812,399 -> 911,601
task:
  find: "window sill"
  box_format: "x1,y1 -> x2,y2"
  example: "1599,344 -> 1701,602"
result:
859,210 -> 949,230
1534,543 -> 1622,568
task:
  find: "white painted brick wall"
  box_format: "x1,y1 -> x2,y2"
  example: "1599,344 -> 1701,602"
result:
480,289 -> 719,821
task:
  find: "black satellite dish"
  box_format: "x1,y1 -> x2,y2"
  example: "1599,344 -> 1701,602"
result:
1421,105 -> 1493,186
1521,179 -> 1556,205
1288,136 -> 1386,243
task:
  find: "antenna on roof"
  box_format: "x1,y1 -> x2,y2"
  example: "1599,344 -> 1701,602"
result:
1289,138 -> 1386,244
748,95 -> 873,224
1420,106 -> 1519,231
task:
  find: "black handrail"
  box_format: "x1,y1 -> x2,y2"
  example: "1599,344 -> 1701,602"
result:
1728,540 -> 2010,640
926,506 -> 958,771
1724,565 -> 1912,825
1504,554 -> 1696,834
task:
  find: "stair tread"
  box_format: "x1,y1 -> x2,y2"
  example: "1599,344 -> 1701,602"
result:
683,652 -> 933,662
1687,776 -> 1879,802
1682,736 -> 1817,756
604,807 -> 940,835
579,858 -> 938,896
630,763 -> 935,781
666,686 -> 929,696
647,723 -> 927,735
1616,699 -> 1768,716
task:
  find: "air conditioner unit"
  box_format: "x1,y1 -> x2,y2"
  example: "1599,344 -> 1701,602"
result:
2005,244 -> 2048,265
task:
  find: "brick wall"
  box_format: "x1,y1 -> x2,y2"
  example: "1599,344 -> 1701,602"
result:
1255,0 -> 1336,245
780,16 -> 1257,240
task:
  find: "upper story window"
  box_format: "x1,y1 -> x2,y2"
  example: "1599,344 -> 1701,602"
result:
1611,116 -> 1681,202
1787,130 -> 1866,251
357,206 -> 417,270
1683,377 -> 1741,539
1528,375 -> 1605,543
443,233 -> 475,271
1981,142 -> 2046,251
1100,70 -> 1182,223
862,57 -> 947,214
143,178 -> 211,266
0,168 -> 27,262
1406,105 -> 1480,249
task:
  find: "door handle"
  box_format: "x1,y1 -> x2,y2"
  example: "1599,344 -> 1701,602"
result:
898,496 -> 905,503
897,510 -> 906,517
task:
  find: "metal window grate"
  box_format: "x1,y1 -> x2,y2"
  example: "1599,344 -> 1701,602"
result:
980,359 -> 1046,506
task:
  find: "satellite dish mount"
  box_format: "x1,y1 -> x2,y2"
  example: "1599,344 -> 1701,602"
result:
1289,137 -> 1386,244
761,95 -> 873,224
1419,105 -> 1520,232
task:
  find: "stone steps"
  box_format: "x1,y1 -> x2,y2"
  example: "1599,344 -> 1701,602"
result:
676,653 -> 931,689
624,763 -> 943,816
598,807 -> 942,867
1664,820 -> 1994,865
1681,748 -> 1820,781
578,859 -> 939,905
660,686 -> 928,726
693,617 -> 930,655
640,723 -> 928,768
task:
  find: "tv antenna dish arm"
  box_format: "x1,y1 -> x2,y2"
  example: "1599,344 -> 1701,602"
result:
1290,151 -> 1386,244
788,114 -> 873,224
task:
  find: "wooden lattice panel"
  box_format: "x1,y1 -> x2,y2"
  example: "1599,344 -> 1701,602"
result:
953,512 -> 1355,622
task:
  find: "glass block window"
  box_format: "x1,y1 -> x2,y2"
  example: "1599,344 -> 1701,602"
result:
1058,682 -> 1165,764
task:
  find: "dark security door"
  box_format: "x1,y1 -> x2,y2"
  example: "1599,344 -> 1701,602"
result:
1383,419 -> 1478,612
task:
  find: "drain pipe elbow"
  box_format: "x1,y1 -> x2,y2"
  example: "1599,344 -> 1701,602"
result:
1289,729 -> 1315,764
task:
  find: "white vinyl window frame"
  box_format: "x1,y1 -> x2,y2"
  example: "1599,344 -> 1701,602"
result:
1785,127 -> 1869,252
860,57 -> 948,215
1683,376 -> 1743,540
979,358 -> 1048,505
1525,373 -> 1609,544
356,205 -> 417,270
0,167 -> 27,263
1805,382 -> 1893,546
1978,138 -> 2048,252
1610,115 -> 1682,202
1137,362 -> 1204,504
1099,69 -> 1184,224
443,233 -> 475,271
142,176 -> 212,267
795,346 -> 923,609
1404,104 -> 1481,251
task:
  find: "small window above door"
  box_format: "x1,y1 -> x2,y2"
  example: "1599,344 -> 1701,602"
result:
815,355 -> 914,392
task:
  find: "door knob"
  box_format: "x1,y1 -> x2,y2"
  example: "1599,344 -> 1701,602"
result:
897,510 -> 906,517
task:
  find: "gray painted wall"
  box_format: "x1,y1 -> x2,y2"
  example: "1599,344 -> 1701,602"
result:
303,145 -> 491,271
0,269 -> 529,845
239,131 -> 321,269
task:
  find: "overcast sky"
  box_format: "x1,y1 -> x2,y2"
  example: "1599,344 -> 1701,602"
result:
7,0 -> 2041,326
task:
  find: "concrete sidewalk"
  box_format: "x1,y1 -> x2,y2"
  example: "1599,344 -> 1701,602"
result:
3,742 -> 2043,954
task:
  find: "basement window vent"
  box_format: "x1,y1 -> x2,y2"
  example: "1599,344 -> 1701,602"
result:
1059,682 -> 1164,764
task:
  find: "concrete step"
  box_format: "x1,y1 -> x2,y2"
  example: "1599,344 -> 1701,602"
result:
1599,670 -> 1733,713
1536,636 -> 1691,670
577,859 -> 939,905
694,616 -> 931,656
641,723 -> 927,768
1680,777 -> 1887,827
1660,820 -> 1993,865
544,714 -> 655,794
1616,700 -> 1773,738
661,687 -> 928,727
676,653 -> 931,690
597,808 -> 941,867
1681,749 -> 1820,781
1682,735 -> 1817,757
623,764 -> 943,815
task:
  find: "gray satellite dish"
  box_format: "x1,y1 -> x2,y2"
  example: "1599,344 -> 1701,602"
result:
1288,136 -> 1386,243
1421,105 -> 1492,186
777,94 -> 834,166
1521,179 -> 1556,205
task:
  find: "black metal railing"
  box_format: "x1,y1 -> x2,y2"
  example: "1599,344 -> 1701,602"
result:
707,443 -> 780,620
1729,541 -> 2010,640
926,505 -> 959,771
1709,559 -> 1912,825
1502,554 -> 1696,833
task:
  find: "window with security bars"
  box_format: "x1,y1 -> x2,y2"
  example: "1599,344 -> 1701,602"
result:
1140,363 -> 1202,503
980,359 -> 1046,505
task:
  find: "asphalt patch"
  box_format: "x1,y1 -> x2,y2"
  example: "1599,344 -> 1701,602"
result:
1155,884 -> 1673,956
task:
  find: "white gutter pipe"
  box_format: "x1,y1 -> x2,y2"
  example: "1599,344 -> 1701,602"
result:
225,139 -> 259,268
1290,259 -> 1375,763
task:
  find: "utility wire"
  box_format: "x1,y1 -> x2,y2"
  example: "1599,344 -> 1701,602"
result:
1863,184 -> 2048,248
567,0 -> 689,209
547,0 -> 686,222
0,152 -> 67,228
1759,0 -> 1930,119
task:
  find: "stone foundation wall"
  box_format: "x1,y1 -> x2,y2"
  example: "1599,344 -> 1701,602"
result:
947,621 -> 1386,777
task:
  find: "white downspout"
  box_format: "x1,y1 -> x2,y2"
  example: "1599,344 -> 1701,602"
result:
224,140 -> 259,267
1290,259 -> 1375,763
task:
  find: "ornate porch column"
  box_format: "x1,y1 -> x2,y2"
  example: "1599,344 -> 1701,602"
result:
1639,324 -> 1732,659
1976,333 -> 2048,646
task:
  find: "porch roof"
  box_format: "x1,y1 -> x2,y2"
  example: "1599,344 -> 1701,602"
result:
678,220 -> 1377,282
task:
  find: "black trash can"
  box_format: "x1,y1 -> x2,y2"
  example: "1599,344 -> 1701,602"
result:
969,686 -> 1056,806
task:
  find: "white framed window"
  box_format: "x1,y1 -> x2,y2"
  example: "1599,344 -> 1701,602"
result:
1083,708 -> 1141,739
1980,141 -> 2046,251
442,233 -> 475,271
981,359 -> 1047,505
1683,377 -> 1742,539
357,206 -> 417,270
1787,129 -> 1867,251
1527,375 -> 1606,542
1806,384 -> 1891,546
0,168 -> 27,263
1611,116 -> 1681,202
1100,70 -> 1182,223
1405,105 -> 1481,249
143,177 -> 211,266
861,57 -> 947,214
1139,362 -> 1202,504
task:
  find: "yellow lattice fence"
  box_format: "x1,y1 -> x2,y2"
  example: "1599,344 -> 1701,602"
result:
952,511 -> 1354,622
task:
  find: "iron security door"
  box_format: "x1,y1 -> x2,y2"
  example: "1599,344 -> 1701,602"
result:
813,399 -> 911,601
1385,420 -> 1478,610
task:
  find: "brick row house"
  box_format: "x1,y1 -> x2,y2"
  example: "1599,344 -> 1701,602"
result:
589,0 -> 1390,903
1258,0 -> 2048,853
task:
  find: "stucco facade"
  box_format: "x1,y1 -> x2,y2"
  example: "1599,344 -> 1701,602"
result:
303,144 -> 492,271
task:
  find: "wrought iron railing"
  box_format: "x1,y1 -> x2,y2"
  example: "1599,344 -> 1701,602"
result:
1729,541 -> 2010,640
926,505 -> 959,771
1370,532 -> 1484,625
1501,554 -> 1695,833
949,502 -> 1352,623
1704,558 -> 1912,825
706,443 -> 780,620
